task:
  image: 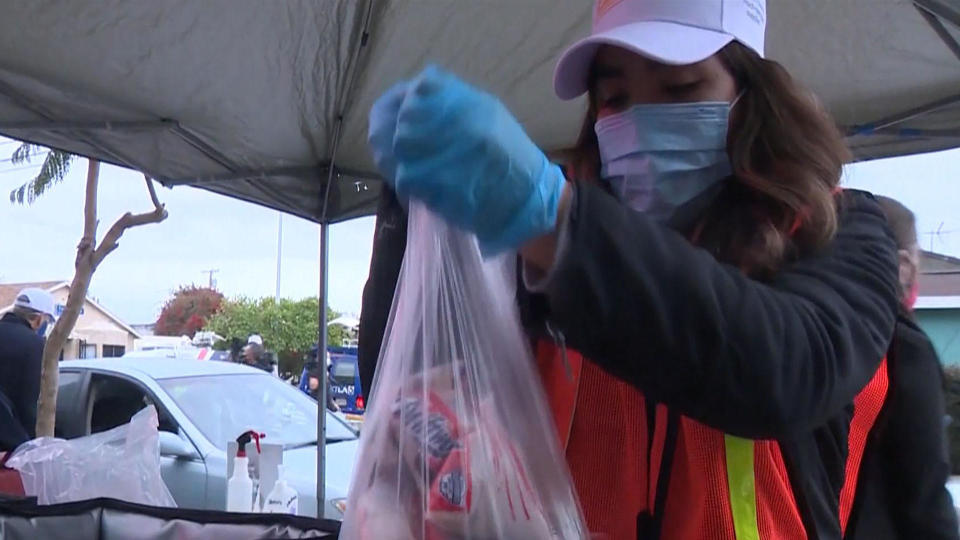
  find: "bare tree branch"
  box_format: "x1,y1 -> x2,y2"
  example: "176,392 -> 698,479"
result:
144,174 -> 162,209
92,175 -> 167,266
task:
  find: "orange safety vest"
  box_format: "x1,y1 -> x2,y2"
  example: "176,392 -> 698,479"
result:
535,340 -> 888,540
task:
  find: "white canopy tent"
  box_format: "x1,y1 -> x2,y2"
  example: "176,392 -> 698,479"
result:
0,0 -> 958,521
327,315 -> 360,330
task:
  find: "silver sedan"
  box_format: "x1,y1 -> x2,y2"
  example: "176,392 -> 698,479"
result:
54,358 -> 358,520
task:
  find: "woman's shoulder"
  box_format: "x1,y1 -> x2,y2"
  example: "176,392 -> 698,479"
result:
836,188 -> 888,222
828,188 -> 896,251
892,313 -> 941,369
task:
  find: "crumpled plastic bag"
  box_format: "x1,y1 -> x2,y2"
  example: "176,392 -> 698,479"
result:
341,202 -> 586,539
7,405 -> 176,507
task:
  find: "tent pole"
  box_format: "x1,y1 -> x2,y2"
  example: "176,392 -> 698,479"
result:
316,220 -> 329,518
313,0 -> 375,517
0,119 -> 176,131
915,2 -> 960,61
316,119 -> 343,519
914,0 -> 960,29
847,93 -> 960,135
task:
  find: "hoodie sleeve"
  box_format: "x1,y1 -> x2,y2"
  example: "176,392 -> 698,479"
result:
540,183 -> 900,439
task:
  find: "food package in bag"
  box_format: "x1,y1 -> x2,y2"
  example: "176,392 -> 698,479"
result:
341,202 -> 586,540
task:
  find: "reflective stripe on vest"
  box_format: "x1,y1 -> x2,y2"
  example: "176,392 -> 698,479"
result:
721,359 -> 889,540
725,435 -> 761,540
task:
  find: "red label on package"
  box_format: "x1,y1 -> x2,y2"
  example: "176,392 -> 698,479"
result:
393,393 -> 462,474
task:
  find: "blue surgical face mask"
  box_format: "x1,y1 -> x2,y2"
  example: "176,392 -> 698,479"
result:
36,319 -> 49,337
595,97 -> 739,220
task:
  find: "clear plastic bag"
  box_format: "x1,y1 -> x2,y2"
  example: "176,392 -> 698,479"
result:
7,405 -> 176,507
341,202 -> 586,539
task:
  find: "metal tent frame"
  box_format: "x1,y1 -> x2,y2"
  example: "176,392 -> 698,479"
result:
0,0 -> 958,522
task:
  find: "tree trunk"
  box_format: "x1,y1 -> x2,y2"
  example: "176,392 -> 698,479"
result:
35,163 -> 167,437
35,160 -> 99,437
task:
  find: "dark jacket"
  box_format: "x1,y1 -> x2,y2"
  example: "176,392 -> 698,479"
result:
846,311 -> 959,540
359,182 -> 900,538
358,190 -> 407,401
0,312 -> 44,442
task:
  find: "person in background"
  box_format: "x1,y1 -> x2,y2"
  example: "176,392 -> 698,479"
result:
846,197 -> 959,539
0,288 -> 56,447
362,0 -> 901,537
228,337 -> 244,363
300,344 -> 319,394
308,365 -> 340,413
242,341 -> 272,373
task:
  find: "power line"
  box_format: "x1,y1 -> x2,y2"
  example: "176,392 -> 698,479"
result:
0,151 -> 50,165
0,164 -> 42,175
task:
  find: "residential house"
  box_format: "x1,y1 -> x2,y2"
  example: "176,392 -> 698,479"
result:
0,281 -> 140,359
916,251 -> 960,366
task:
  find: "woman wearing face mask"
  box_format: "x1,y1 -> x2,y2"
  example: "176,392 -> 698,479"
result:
363,0 -> 900,538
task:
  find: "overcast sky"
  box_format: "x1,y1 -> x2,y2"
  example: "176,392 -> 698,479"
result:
0,138 -> 958,325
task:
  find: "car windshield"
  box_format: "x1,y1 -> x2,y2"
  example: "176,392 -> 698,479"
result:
158,373 -> 356,451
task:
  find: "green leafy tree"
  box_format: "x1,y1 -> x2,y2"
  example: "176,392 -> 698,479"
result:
205,297 -> 347,374
9,144 -> 168,437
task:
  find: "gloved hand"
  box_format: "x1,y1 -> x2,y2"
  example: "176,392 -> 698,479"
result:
385,65 -> 566,254
368,81 -> 410,184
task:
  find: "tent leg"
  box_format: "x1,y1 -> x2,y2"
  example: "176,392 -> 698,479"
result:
317,222 -> 329,518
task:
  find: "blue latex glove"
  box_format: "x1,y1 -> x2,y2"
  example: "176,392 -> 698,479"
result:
368,81 -> 410,184
390,66 -> 566,254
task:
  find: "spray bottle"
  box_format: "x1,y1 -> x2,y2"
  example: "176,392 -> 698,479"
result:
226,430 -> 265,513
263,464 -> 299,514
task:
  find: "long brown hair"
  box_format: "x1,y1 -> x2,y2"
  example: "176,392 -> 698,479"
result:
566,42 -> 850,277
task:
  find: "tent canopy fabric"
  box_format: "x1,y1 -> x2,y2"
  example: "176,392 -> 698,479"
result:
0,0 -> 958,224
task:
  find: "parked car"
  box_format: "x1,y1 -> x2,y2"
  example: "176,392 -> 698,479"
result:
123,347 -> 232,362
54,358 -> 358,520
328,354 -> 364,416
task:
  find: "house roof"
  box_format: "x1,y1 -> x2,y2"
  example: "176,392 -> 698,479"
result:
921,251 -> 960,274
0,281 -> 140,339
0,281 -> 68,309
919,251 -> 960,300
905,251 -> 960,309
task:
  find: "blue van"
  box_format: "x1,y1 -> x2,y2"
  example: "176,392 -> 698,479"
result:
327,352 -> 364,415
298,346 -> 364,415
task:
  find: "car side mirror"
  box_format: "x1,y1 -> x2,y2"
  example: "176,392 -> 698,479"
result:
159,431 -> 199,460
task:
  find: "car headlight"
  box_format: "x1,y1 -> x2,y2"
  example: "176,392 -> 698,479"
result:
331,498 -> 347,514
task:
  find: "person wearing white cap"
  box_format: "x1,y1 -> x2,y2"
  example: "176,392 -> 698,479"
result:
0,287 -> 57,445
365,1 -> 901,538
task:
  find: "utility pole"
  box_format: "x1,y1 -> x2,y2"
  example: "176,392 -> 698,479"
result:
276,213 -> 283,302
201,269 -> 219,289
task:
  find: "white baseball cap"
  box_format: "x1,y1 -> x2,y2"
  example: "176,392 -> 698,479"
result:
14,288 -> 56,319
554,0 -> 767,100
248,334 -> 263,346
